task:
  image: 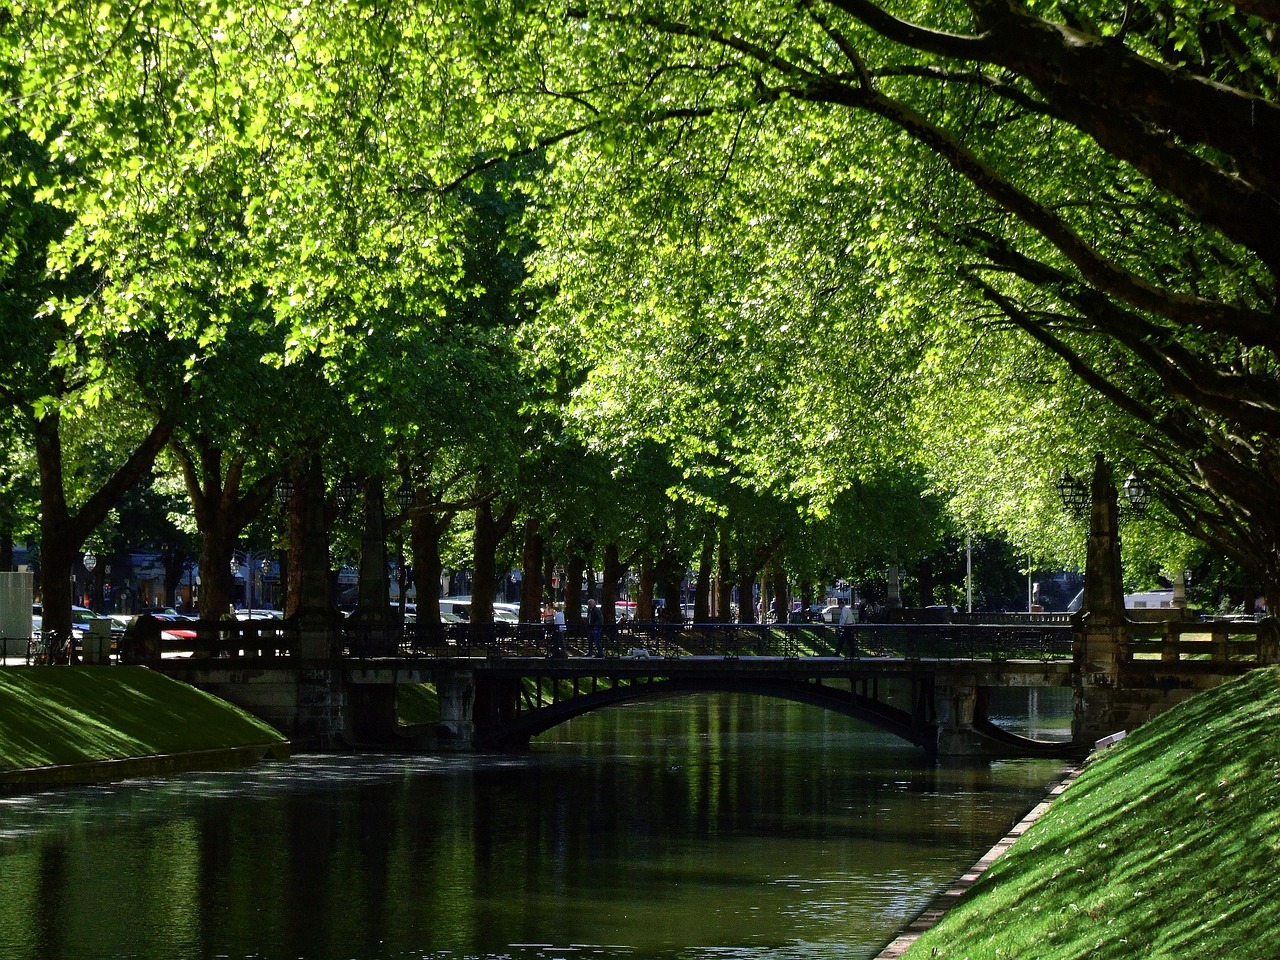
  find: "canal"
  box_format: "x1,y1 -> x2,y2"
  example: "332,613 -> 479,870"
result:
0,690 -> 1071,959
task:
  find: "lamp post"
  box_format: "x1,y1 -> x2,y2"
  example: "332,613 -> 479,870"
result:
1056,454 -> 1148,619
886,561 -> 901,609
965,535 -> 973,613
231,548 -> 273,618
83,550 -> 97,613
183,559 -> 195,613
231,554 -> 245,615
392,480 -> 413,621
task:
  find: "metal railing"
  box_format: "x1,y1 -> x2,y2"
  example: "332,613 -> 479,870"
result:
127,616 -> 1269,668
341,620 -> 1074,663
90,617 -> 1075,665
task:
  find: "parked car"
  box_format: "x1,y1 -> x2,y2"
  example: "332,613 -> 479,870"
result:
492,603 -> 521,624
148,613 -> 199,642
234,609 -> 283,620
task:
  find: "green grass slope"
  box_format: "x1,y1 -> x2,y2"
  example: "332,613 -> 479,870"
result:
0,666 -> 287,770
906,667 -> 1280,959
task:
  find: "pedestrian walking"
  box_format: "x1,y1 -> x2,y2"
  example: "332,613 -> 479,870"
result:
543,599 -> 565,657
834,598 -> 856,657
587,597 -> 605,657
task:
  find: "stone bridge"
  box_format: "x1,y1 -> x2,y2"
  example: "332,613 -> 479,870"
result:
149,453 -> 1280,755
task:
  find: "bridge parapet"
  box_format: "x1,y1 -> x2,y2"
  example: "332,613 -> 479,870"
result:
122,618 -> 299,664
342,621 -> 1074,664
1127,618 -> 1276,665
1072,614 -> 1279,747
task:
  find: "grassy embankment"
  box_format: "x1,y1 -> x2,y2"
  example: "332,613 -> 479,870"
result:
904,666 -> 1280,959
0,666 -> 288,778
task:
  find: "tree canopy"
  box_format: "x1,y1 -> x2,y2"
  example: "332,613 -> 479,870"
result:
4,0 -> 1276,617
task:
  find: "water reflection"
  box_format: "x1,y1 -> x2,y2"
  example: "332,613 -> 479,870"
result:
0,694 -> 1068,960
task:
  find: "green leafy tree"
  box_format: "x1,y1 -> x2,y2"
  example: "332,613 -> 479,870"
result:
0,125 -> 177,652
476,0 -> 1280,602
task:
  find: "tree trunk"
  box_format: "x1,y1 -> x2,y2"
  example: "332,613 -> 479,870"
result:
409,502 -> 450,626
34,409 -> 172,657
472,498 -> 517,625
716,525 -> 735,621
738,570 -> 758,623
917,557 -> 934,608
0,527 -> 13,573
175,437 -> 280,622
772,566 -> 788,622
694,531 -> 713,621
1264,546 -> 1280,621
162,551 -> 186,611
286,454 -> 337,625
198,527 -> 237,624
563,549 -> 586,625
352,475 -> 389,625
520,518 -> 543,623
637,558 -> 655,621
601,542 -> 624,625
660,568 -> 682,622
36,528 -> 75,662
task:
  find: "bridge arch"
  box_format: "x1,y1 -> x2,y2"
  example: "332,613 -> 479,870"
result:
472,676 -> 936,751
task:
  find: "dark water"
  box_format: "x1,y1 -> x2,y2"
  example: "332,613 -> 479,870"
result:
0,693 -> 1069,960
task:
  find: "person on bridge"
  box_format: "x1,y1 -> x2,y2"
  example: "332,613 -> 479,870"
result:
587,598 -> 605,657
543,599 -> 565,657
834,598 -> 855,657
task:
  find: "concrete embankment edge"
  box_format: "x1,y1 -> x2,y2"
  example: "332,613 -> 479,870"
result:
0,742 -> 292,789
874,765 -> 1082,960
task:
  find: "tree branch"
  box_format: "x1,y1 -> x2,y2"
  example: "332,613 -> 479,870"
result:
798,74 -> 1277,346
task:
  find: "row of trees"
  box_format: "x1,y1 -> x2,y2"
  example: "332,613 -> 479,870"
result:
2,1 -> 1275,646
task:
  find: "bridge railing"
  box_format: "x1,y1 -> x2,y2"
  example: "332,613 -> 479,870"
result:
1127,619 -> 1263,663
842,624 -> 1071,661
358,620 -> 1073,662
122,619 -> 299,662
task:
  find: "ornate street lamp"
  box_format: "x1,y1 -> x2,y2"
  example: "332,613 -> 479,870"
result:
335,472 -> 357,509
1055,470 -> 1091,515
1123,471 -> 1149,515
394,481 -> 413,515
1058,463 -> 1149,518
274,474 -> 295,506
